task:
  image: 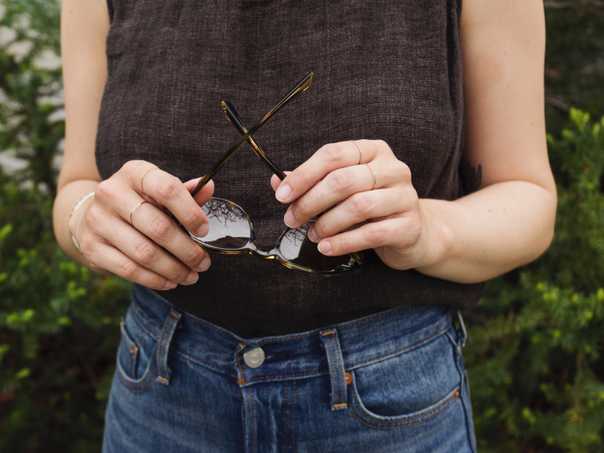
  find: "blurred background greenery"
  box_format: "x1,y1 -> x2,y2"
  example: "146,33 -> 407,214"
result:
0,1 -> 603,452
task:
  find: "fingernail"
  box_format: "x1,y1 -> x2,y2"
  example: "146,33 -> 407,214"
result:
184,271 -> 199,285
284,208 -> 296,228
163,281 -> 178,290
307,227 -> 318,242
318,241 -> 332,255
195,223 -> 209,237
275,183 -> 292,202
197,256 -> 211,272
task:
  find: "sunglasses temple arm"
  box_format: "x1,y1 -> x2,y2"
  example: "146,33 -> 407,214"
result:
251,143 -> 287,180
191,123 -> 262,197
259,71 -> 314,123
190,71 -> 314,197
189,121 -> 268,197
221,100 -> 287,180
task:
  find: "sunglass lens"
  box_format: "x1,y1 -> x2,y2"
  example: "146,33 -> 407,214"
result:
278,223 -> 355,272
195,198 -> 251,249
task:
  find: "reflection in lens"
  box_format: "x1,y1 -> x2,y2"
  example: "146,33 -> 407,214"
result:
278,222 -> 354,271
195,197 -> 251,249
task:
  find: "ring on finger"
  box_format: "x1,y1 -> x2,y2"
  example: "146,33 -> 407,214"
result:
366,163 -> 377,190
351,140 -> 363,165
129,199 -> 149,225
140,166 -> 159,194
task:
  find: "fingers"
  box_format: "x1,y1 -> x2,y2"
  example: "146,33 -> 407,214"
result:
128,202 -> 211,272
85,203 -> 203,285
315,214 -> 422,257
307,187 -> 417,242
78,233 -> 179,291
282,161 -> 406,228
95,178 -> 211,272
270,171 -> 292,192
184,177 -> 215,205
273,140 -> 384,204
120,161 -> 209,237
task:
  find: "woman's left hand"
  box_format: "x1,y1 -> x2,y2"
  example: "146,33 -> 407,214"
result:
270,139 -> 448,271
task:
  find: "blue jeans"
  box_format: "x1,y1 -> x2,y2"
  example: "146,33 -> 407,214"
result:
102,284 -> 478,452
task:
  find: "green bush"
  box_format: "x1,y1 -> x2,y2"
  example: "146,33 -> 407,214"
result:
0,0 -> 63,192
1,110 -> 602,452
465,109 -> 604,453
0,168 -> 130,452
1,1 -> 603,451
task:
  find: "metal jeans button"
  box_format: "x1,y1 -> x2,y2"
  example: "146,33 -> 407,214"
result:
243,346 -> 265,368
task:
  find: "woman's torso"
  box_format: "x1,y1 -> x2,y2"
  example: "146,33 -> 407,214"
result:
96,0 -> 482,337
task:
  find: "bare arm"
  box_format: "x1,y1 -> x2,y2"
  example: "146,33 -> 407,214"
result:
53,0 -> 214,290
52,0 -> 109,264
267,0 -> 556,284
411,0 -> 557,282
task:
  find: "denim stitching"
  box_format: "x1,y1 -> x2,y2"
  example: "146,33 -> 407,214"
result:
240,393 -> 248,453
129,304 -> 238,379
132,294 -> 446,357
129,303 -> 453,385
446,330 -> 477,453
131,286 -> 450,346
236,328 -> 452,386
115,346 -> 158,393
291,379 -> 298,453
115,316 -> 158,392
131,286 -> 451,344
348,381 -> 461,429
464,369 -> 478,451
155,310 -> 181,385
251,387 -> 257,453
343,325 -> 451,371
320,329 -> 348,410
119,318 -> 138,378
282,380 -> 292,452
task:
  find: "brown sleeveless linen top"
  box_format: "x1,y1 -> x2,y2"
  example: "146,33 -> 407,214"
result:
96,0 -> 483,337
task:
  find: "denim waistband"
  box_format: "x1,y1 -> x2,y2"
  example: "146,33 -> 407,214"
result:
127,284 -> 457,387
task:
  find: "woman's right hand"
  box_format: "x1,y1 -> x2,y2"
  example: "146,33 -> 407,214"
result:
69,160 -> 215,290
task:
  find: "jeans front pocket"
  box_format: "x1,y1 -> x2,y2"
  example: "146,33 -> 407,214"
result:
347,328 -> 463,430
115,314 -> 158,393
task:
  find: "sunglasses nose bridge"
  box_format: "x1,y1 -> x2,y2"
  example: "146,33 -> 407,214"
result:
247,241 -> 281,259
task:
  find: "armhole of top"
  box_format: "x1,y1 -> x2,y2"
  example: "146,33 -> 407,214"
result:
107,0 -> 114,23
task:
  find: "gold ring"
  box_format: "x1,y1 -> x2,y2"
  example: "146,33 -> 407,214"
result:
351,140 -> 362,165
140,166 -> 158,194
366,163 -> 377,190
129,200 -> 148,225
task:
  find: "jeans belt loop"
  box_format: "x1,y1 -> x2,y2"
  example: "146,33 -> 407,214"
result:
155,308 -> 182,385
319,327 -> 349,411
456,309 -> 469,349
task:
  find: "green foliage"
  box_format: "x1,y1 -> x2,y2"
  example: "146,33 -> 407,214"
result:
1,112 -> 602,453
545,2 -> 604,125
465,109 -> 604,453
0,0 -> 64,193
0,168 -> 130,452
0,1 -> 603,452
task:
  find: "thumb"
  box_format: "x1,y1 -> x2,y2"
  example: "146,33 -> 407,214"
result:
184,177 -> 215,205
270,171 -> 292,192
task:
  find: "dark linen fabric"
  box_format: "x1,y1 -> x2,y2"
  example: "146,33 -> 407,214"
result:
96,0 -> 483,337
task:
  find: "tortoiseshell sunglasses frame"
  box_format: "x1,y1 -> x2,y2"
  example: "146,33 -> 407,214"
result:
188,71 -> 363,274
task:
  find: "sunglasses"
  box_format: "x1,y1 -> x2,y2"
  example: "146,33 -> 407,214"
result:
186,71 -> 364,274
